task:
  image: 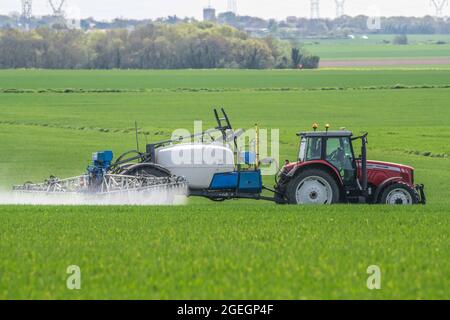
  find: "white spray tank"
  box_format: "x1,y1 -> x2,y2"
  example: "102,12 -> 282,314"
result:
155,143 -> 235,189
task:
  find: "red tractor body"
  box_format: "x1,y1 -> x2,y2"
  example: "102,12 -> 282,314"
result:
364,160 -> 414,189
275,130 -> 425,205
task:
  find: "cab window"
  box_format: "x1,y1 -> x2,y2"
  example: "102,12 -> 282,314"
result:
305,137 -> 322,161
326,137 -> 355,183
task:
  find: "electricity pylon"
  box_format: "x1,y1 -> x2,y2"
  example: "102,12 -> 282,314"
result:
310,0 -> 320,19
335,0 -> 346,18
48,0 -> 66,16
21,0 -> 33,20
430,0 -> 448,17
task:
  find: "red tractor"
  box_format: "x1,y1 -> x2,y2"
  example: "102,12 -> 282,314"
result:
275,127 -> 426,205
16,108 -> 425,205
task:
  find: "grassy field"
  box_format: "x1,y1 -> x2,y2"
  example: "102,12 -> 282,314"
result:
302,34 -> 450,61
1,69 -> 450,90
1,205 -> 448,299
0,69 -> 449,299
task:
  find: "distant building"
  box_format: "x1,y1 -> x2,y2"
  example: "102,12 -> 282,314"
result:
203,7 -> 216,21
286,16 -> 298,24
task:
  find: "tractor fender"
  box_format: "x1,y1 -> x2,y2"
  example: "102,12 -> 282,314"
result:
373,176 -> 404,203
286,161 -> 344,187
121,163 -> 171,176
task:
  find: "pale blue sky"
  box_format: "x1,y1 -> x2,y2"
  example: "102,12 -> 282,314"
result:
1,0 -> 445,20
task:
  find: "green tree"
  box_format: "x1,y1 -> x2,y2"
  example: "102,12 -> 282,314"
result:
0,23 -> 319,70
393,34 -> 408,45
291,47 -> 302,68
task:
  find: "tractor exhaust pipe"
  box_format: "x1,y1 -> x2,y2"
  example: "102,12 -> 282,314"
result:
361,134 -> 368,197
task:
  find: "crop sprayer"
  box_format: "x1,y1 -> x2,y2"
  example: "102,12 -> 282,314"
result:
14,109 -> 425,205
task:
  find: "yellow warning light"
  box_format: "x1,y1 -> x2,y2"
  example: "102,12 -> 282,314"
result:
312,123 -> 318,131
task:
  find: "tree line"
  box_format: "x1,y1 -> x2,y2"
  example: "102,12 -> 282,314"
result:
0,23 -> 319,70
218,13 -> 450,36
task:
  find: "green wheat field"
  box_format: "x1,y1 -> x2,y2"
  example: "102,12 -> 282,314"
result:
0,68 -> 449,299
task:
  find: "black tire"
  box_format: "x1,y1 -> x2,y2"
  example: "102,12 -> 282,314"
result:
286,169 -> 340,205
122,164 -> 170,178
274,192 -> 287,205
209,198 -> 226,202
380,183 -> 419,205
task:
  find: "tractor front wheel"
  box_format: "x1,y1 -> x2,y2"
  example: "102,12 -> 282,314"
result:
380,183 -> 418,205
286,169 -> 340,205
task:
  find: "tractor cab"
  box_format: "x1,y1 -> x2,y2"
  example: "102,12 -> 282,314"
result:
297,130 -> 362,188
274,127 -> 371,204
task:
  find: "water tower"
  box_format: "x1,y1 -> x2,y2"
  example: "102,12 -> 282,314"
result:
203,1 -> 216,21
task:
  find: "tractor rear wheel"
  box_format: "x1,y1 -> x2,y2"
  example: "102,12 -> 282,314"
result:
380,183 -> 418,205
286,169 -> 340,205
